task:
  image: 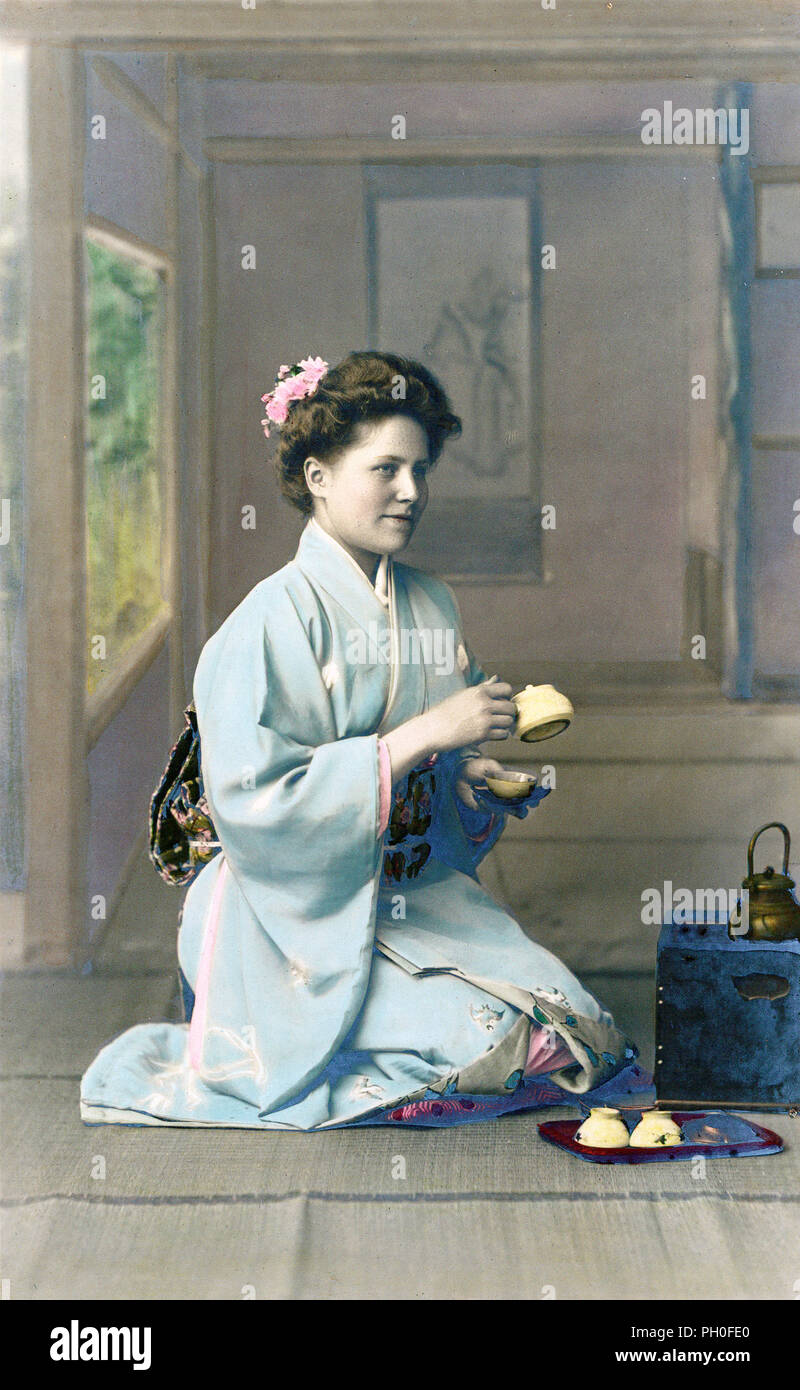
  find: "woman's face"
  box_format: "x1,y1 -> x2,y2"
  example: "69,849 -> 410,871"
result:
304,414 -> 431,576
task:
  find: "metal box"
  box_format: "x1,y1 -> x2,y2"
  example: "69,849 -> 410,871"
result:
656,915 -> 800,1112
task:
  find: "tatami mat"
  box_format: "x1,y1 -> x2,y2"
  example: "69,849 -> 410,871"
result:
3,1194 -> 796,1300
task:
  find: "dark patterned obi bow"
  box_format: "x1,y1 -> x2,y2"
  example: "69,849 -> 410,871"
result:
148,703 -> 221,886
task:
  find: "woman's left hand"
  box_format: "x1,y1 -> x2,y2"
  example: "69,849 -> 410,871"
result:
455,756 -> 509,810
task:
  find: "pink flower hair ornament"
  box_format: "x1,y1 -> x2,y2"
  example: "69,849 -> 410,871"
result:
260,355 -> 329,437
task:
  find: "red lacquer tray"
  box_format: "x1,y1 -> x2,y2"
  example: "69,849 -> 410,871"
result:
537,1112 -> 784,1164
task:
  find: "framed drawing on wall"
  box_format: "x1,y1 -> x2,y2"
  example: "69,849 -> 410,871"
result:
364,163 -> 542,580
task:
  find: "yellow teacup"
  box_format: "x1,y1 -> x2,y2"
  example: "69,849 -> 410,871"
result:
484,770 -> 538,800
513,684 -> 574,742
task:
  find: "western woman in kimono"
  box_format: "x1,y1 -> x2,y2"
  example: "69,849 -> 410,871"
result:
80,351 -> 644,1129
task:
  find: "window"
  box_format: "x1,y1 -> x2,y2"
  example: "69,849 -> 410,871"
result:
84,231 -> 169,698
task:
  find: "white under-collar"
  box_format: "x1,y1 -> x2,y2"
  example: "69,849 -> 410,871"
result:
307,516 -> 390,609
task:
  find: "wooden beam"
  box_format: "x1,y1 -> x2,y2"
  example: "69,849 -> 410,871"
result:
90,55 -> 174,147
203,134 -> 722,164
2,1 -> 800,60
89,55 -> 204,181
187,40 -> 800,84
85,213 -> 174,273
25,46 -> 88,967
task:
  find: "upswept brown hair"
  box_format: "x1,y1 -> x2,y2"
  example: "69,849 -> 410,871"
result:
272,350 -> 462,515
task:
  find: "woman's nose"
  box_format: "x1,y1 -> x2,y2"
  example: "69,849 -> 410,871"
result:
396,468 -> 421,502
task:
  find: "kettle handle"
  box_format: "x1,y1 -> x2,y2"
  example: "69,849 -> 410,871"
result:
747,822 -> 791,877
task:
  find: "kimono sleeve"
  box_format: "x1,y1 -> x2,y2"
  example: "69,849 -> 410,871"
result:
193,582 -> 383,932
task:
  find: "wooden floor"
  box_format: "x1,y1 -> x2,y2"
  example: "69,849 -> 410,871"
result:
1,852 -> 797,1300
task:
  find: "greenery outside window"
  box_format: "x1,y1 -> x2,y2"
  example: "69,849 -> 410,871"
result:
84,230 -> 170,703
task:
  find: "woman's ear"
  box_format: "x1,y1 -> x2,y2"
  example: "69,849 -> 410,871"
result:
304,455 -> 327,498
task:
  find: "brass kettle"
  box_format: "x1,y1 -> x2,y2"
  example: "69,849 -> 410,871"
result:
728,822 -> 800,942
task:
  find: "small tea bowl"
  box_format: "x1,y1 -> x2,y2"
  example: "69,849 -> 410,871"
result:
574,1106 -> 630,1149
629,1111 -> 683,1147
484,770 -> 538,800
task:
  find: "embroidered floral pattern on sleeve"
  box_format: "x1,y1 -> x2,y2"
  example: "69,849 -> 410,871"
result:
381,757 -> 437,883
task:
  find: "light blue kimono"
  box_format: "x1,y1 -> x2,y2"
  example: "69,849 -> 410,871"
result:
80,520 -> 639,1128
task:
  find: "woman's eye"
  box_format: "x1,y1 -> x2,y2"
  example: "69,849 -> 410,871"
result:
375,462 -> 429,478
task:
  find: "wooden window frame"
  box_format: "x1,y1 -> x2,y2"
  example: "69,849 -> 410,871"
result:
83,217 -> 176,749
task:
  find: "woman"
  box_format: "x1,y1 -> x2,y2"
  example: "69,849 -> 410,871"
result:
80,350 -> 644,1129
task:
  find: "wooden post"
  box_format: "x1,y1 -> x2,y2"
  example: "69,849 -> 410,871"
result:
164,54 -> 184,730
24,45 -> 88,966
717,81 -> 755,700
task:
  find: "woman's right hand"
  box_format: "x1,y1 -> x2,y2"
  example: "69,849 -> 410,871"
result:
424,677 -> 517,753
